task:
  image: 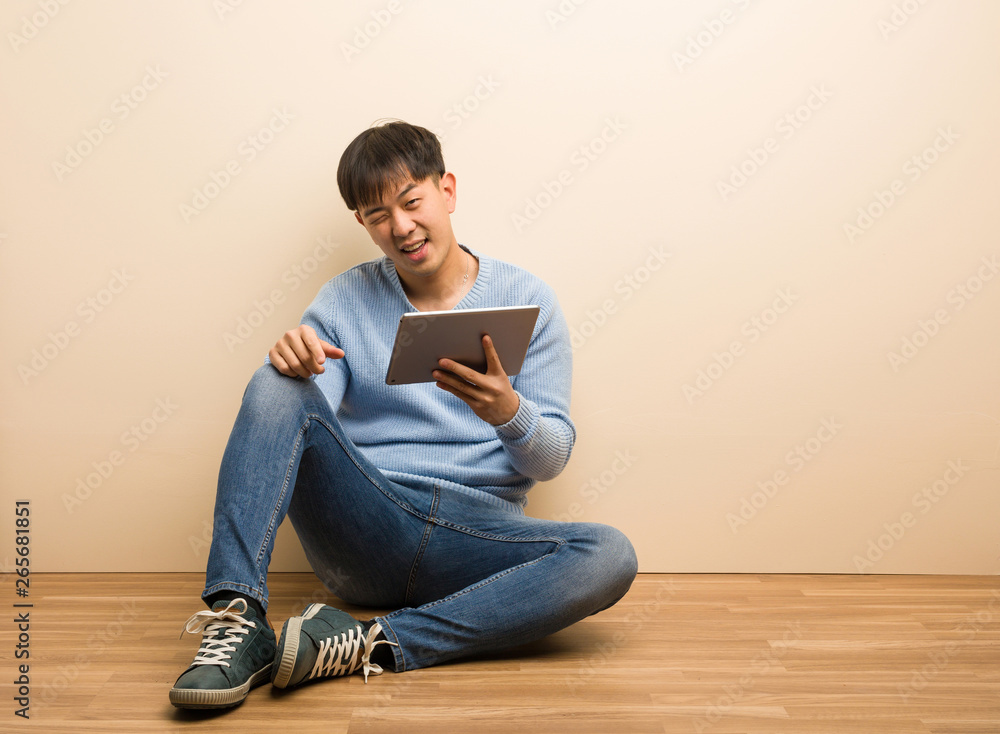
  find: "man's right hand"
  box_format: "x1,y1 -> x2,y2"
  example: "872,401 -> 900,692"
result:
269,325 -> 345,378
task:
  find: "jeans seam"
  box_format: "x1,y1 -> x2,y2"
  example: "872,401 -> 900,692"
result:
385,547 -> 560,619
253,419 -> 306,568
404,485 -> 440,606
427,517 -> 565,545
309,413 -> 432,521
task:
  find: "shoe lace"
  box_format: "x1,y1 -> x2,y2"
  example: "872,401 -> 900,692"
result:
179,599 -> 257,669
311,621 -> 398,683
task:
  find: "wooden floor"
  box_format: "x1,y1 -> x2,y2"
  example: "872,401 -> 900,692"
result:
10,573 -> 999,733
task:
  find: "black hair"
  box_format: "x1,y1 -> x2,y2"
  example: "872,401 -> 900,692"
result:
336,120 -> 445,213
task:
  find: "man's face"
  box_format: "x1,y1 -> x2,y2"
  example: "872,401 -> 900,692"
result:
354,172 -> 458,282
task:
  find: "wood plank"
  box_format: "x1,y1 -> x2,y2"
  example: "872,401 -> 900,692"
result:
8,572 -> 998,732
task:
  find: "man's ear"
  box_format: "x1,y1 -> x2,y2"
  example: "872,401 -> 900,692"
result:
354,211 -> 364,225
440,171 -> 457,214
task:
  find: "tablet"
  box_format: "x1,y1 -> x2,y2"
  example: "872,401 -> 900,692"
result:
385,305 -> 540,385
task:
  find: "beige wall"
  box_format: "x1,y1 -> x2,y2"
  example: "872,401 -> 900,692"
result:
2,1 -> 998,575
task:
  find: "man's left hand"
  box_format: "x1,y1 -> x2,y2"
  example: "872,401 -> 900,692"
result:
433,335 -> 519,426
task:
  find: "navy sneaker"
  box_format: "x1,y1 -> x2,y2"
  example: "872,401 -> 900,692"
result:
271,604 -> 397,688
169,598 -> 276,709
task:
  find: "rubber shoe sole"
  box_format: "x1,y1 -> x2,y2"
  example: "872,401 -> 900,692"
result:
168,663 -> 272,709
271,603 -> 327,689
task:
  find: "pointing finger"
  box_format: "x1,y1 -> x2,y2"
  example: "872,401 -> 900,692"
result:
302,329 -> 327,366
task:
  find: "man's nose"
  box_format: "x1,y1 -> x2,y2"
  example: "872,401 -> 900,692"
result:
391,210 -> 416,238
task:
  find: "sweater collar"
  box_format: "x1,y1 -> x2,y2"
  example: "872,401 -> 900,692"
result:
380,243 -> 490,312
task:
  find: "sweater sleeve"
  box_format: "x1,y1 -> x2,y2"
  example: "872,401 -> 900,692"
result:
493,290 -> 576,481
265,280 -> 350,411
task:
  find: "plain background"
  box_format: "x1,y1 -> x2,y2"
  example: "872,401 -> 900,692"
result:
1,1 -> 998,575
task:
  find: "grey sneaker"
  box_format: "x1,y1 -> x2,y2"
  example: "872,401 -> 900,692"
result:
169,598 -> 276,709
271,603 -> 397,689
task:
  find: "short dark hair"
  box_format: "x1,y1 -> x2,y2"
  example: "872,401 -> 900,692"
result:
337,120 -> 445,212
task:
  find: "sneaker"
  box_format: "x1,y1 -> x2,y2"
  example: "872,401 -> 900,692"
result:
169,598 -> 276,709
271,603 -> 397,689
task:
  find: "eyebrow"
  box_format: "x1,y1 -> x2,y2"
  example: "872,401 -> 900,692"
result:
362,182 -> 419,218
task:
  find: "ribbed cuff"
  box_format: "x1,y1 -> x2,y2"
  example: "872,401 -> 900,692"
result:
495,392 -> 538,444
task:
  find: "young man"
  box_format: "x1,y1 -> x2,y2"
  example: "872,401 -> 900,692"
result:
169,121 -> 637,709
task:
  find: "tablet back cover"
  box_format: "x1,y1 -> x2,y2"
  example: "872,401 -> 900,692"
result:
385,305 -> 540,385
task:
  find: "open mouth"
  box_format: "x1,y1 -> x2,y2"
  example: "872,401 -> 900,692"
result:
400,239 -> 427,259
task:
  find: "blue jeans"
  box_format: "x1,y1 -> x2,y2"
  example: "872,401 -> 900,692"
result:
204,365 -> 637,672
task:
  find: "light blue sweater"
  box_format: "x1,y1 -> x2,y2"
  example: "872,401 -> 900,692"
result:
293,245 -> 575,508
